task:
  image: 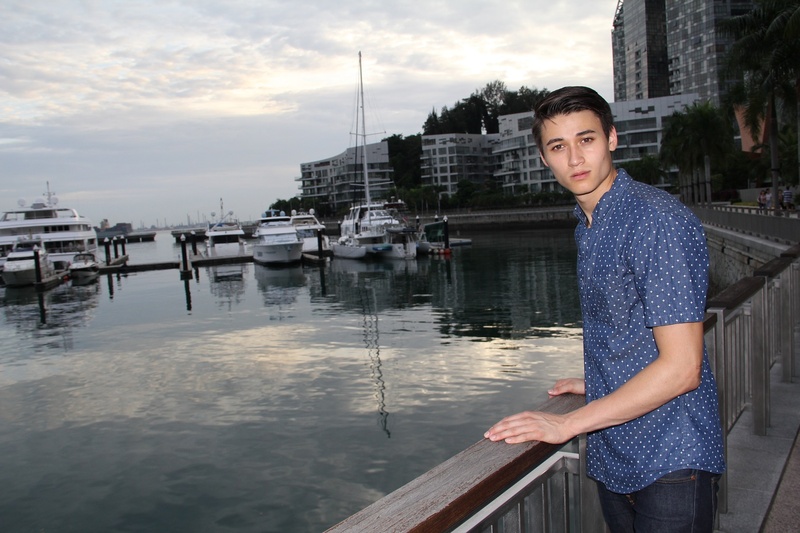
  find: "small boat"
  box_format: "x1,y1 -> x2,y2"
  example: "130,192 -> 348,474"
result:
252,210 -> 304,265
1,239 -> 58,287
68,252 -> 101,284
205,199 -> 247,257
382,225 -> 418,259
421,220 -> 472,252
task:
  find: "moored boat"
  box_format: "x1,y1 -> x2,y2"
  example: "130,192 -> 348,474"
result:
68,252 -> 101,284
289,209 -> 331,258
0,184 -> 98,271
205,199 -> 247,258
252,210 -> 303,265
1,239 -> 58,287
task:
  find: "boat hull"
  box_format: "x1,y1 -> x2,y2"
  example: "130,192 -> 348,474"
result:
2,259 -> 57,287
252,242 -> 303,265
331,242 -> 368,259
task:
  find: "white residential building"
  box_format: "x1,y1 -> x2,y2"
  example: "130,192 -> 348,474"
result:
296,141 -> 394,214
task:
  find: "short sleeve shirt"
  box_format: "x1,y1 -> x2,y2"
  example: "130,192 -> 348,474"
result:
574,169 -> 725,494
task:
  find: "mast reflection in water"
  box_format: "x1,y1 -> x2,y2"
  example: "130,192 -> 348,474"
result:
0,228 -> 583,533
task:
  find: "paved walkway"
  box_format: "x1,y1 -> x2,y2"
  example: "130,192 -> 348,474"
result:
717,330 -> 800,532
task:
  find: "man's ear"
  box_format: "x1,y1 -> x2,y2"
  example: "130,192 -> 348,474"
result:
608,126 -> 618,152
539,152 -> 550,168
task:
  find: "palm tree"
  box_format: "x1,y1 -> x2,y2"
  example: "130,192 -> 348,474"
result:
660,102 -> 735,205
723,0 -> 800,211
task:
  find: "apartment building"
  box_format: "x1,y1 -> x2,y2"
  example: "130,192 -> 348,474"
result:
419,133 -> 500,195
296,142 -> 394,214
494,94 -> 700,195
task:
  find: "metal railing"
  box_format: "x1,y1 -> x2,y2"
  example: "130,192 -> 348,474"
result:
325,243 -> 800,533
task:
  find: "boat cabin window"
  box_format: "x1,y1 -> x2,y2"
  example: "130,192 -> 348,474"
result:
25,210 -> 58,220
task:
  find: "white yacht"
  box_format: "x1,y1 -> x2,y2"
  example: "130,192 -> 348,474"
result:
252,210 -> 303,265
2,239 -> 57,287
0,185 -> 98,271
205,199 -> 247,257
289,209 -> 330,256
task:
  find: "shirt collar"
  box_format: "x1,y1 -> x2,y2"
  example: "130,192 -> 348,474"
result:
573,168 -> 631,227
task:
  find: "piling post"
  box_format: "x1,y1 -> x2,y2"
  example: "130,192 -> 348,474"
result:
33,246 -> 43,284
120,238 -> 127,256
442,216 -> 451,255
113,236 -> 120,259
104,238 -> 111,264
179,234 -> 192,279
191,231 -> 198,255
316,229 -> 324,257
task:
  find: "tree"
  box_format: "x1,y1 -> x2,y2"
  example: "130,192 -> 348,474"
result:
723,0 -> 800,210
660,102 -> 735,204
622,155 -> 666,187
384,134 -> 422,190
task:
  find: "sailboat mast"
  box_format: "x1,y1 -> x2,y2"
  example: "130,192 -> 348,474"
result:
358,51 -> 372,207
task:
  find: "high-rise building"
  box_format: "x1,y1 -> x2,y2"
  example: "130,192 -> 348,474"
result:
612,0 -> 669,102
665,0 -> 755,104
612,0 -> 754,104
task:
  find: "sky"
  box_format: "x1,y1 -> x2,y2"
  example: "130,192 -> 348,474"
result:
1,0 -> 618,228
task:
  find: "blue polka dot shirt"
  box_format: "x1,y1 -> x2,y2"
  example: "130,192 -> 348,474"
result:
574,169 -> 726,494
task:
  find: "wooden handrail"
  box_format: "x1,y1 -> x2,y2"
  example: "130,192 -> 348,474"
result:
325,393 -> 585,533
706,276 -> 765,311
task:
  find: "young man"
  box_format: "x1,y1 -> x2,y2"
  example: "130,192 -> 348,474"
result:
484,86 -> 725,532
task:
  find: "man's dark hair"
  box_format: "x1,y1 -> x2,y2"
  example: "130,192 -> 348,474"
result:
532,86 -> 615,152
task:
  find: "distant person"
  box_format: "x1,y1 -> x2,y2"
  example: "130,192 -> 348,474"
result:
484,86 -> 725,532
766,189 -> 773,210
758,189 -> 767,210
782,186 -> 794,210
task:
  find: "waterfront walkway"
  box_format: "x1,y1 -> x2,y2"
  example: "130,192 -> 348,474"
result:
720,329 -> 800,532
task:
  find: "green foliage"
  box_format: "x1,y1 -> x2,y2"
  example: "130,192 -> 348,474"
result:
660,101 -> 736,178
384,133 -> 422,189
422,81 -> 549,135
622,155 -> 666,185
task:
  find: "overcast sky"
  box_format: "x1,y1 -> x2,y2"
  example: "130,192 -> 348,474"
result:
1,0 -> 618,228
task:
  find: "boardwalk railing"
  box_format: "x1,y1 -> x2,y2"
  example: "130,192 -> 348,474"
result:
326,243 -> 800,533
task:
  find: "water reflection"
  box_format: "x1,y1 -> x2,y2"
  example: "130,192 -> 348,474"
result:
1,281 -> 100,354
206,264 -> 248,311
253,263 -> 306,315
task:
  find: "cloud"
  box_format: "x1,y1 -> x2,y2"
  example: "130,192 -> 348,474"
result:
0,0 -> 617,226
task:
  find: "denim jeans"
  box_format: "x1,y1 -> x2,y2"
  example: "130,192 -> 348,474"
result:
596,469 -> 720,533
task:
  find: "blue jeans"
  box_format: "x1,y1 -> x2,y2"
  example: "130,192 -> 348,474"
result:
596,469 -> 720,533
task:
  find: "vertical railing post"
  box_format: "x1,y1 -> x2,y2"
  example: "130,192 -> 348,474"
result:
707,309 -> 728,514
751,280 -> 769,436
578,433 -> 604,533
779,267 -> 794,381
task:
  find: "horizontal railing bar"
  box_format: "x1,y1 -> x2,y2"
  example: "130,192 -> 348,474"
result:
324,393 -> 586,533
753,256 -> 794,278
706,276 -> 765,311
452,453 -> 580,533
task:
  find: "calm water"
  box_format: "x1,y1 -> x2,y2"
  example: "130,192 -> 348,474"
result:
0,229 -> 584,533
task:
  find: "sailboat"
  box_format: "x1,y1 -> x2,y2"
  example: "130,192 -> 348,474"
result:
331,52 -> 416,260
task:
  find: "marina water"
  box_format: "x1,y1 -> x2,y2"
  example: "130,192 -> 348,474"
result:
0,228 -> 584,532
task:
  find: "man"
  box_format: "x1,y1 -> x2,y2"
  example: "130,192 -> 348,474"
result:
484,86 -> 725,532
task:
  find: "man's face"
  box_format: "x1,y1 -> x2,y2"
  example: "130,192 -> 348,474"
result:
539,110 -> 618,214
